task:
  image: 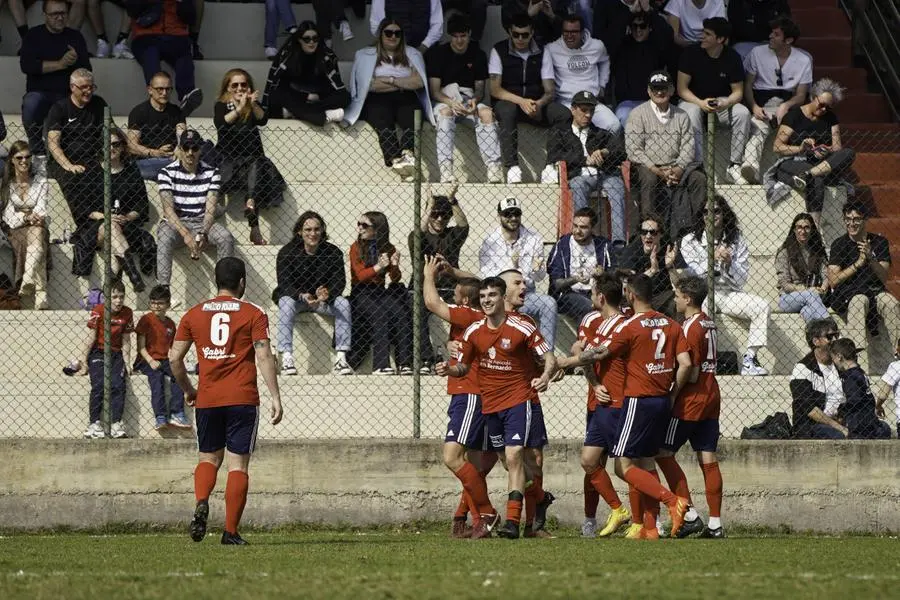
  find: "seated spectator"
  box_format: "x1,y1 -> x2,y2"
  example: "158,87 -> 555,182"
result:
607,10 -> 672,128
831,338 -> 892,439
544,16 -> 619,133
0,141 -> 49,310
19,0 -> 91,158
129,0 -> 204,118
728,0 -> 791,59
740,18 -> 812,184
70,0 -> 133,58
624,70 -> 705,236
427,14 -> 502,184
618,214 -> 687,317
273,211 -> 353,377
874,337 -> 900,438
264,0 -> 298,58
262,22 -> 351,126
826,201 -> 900,368
501,0 -> 562,47
547,207 -> 616,325
345,18 -> 435,181
676,17 -> 751,184
155,130 -> 236,296
489,15 -> 557,184
544,91 -> 626,244
348,211 -> 413,375
775,213 -> 830,323
127,72 -> 187,181
479,197 -> 558,345
790,317 -> 847,439
442,0 -> 487,43
370,0 -> 444,52
665,0 -> 725,48
311,0 -> 358,46
770,79 -> 856,228
680,195 -> 771,376
594,0 -> 667,47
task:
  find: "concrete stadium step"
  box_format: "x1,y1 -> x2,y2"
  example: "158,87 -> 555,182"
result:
835,93 -> 893,124
797,37 -> 852,68
842,126 -> 900,153
853,153 -> 900,182
792,8 -> 850,38
814,66 -> 868,91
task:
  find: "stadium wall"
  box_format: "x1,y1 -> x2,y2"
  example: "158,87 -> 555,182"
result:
2,439 -> 899,534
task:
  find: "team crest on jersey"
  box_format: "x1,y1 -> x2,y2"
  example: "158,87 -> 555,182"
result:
500,338 -> 511,350
488,346 -> 497,359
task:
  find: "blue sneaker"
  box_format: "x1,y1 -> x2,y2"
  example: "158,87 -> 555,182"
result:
168,413 -> 192,430
154,416 -> 168,431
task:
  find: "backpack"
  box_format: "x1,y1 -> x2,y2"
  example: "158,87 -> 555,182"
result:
740,412 -> 792,440
80,288 -> 105,311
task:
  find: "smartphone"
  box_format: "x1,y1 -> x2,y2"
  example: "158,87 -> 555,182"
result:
708,99 -> 719,108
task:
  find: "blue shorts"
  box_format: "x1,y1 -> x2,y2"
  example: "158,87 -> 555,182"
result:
611,396 -> 670,459
662,417 -> 720,453
486,401 -> 547,451
584,406 -> 622,451
196,405 -> 259,455
445,393 -> 487,450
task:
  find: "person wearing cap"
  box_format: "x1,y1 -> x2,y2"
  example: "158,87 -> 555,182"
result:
155,129 -> 236,298
676,17 -> 751,185
426,13 -> 503,184
625,69 -> 705,232
543,90 -> 626,245
479,197 -> 558,345
127,72 -> 188,181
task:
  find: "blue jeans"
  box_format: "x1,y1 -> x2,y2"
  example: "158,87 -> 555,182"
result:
809,423 -> 846,439
22,90 -> 66,154
778,290 -> 830,323
88,348 -> 125,423
521,291 -> 558,346
277,295 -> 352,354
265,0 -> 297,47
615,100 -> 642,130
136,359 -> 185,418
136,157 -> 173,181
569,173 -> 626,243
557,290 -> 593,325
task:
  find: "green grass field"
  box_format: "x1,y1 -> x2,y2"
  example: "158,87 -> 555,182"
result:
1,528 -> 898,599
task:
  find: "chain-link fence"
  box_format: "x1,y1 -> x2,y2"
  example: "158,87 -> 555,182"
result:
0,100 -> 897,442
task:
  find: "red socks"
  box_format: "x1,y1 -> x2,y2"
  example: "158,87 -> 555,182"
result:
622,466 -> 676,506
656,455 -> 693,504
453,462 -> 495,515
589,467 -> 622,510
224,471 -> 249,534
701,461 -> 723,517
194,461 -> 218,503
583,472 -> 600,518
506,497 -> 523,524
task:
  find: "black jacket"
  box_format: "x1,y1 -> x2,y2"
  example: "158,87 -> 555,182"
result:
546,121 -> 625,178
728,0 -> 791,44
272,239 -> 346,303
789,351 -> 828,438
607,11 -> 672,103
262,42 -> 346,108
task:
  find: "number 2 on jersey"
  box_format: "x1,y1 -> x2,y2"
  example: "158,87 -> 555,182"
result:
210,313 -> 231,346
652,328 -> 666,359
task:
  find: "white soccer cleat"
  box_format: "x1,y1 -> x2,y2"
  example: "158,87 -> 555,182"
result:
540,164 -> 559,184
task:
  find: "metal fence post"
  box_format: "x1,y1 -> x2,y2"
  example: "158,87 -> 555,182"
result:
705,111 -> 717,317
102,108 -> 112,430
412,110 -> 423,439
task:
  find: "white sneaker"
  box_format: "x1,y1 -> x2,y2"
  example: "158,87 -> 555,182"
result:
281,353 -> 297,376
374,367 -> 395,375
398,366 -> 414,376
83,421 -> 105,439
741,353 -> 769,376
740,163 -> 758,184
439,162 -> 455,183
112,41 -> 133,59
486,162 -> 504,183
325,108 -> 344,123
333,357 -> 354,376
726,164 -> 749,185
95,38 -> 110,58
109,421 -> 127,439
265,46 -> 278,59
506,165 -> 523,184
581,518 -> 597,538
392,150 -> 415,178
540,164 -> 558,184
339,20 -> 354,41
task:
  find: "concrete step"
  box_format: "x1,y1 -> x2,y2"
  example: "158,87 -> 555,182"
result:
797,37 -> 852,68
814,66 -> 868,91
791,0 -> 841,9
835,93 -> 893,124
792,9 -> 850,38
853,153 -> 900,182
842,126 -> 900,153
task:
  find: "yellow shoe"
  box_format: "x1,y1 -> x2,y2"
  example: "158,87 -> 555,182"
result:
624,523 -> 643,539
598,505 -> 631,537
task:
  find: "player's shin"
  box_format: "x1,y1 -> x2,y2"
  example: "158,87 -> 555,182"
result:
453,461 -> 495,516
701,460 -> 723,519
584,472 -> 600,518
656,455 -> 693,504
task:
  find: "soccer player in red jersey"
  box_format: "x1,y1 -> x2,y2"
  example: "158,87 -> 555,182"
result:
578,273 -> 693,538
170,258 -> 284,545
437,276 -> 556,539
423,256 -> 499,539
657,275 -> 725,538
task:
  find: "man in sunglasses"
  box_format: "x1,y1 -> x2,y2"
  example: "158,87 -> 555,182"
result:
127,72 -> 188,181
790,318 -> 847,439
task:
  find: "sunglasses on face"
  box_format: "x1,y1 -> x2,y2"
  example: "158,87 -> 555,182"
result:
824,332 -> 840,341
301,35 -> 319,43
510,30 -> 531,39
229,82 -> 250,89
383,29 -> 403,38
73,83 -> 96,92
13,154 -> 32,162
501,210 -> 522,219
357,221 -> 373,229
640,228 -> 660,236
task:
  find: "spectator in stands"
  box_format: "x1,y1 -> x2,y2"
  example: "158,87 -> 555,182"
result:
479,196 -> 558,345
665,0 -> 725,48
727,0 -> 791,59
345,18 -> 434,181
107,127 -> 151,293
831,337 -> 892,439
625,70 -> 705,236
594,0 -> 669,48
0,141 -> 49,310
680,195 -> 771,377
677,17 -> 751,184
619,214 -> 687,318
262,22 -> 350,126
501,0 -> 562,47
370,0 -> 444,52
547,207 -> 615,325
127,72 -> 187,181
874,337 -> 900,438
129,0 -> 204,119
348,211 -> 414,375
827,201 -> 900,366
264,0 -> 299,58
771,79 -> 856,228
311,0 -> 357,46
155,130 -> 236,294
428,14 -> 503,184
489,14 -> 557,184
740,18 -> 812,185
442,0 -> 487,43
19,0 -> 91,158
544,15 -> 620,133
544,90 -> 626,245
607,9 -> 672,128
69,0 -> 133,58
775,213 -> 831,323
274,211 -> 353,377
790,317 -> 847,439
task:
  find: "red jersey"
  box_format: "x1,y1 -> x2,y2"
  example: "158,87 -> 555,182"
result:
578,311 -> 626,410
175,295 -> 270,408
459,314 -> 551,413
674,312 -> 721,420
606,310 -> 689,398
135,313 -> 177,360
88,304 -> 134,352
447,304 -> 483,395
508,310 -> 544,405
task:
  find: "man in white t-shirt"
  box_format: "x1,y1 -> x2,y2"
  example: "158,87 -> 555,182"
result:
665,0 -> 725,47
875,337 -> 900,438
740,18 -> 813,184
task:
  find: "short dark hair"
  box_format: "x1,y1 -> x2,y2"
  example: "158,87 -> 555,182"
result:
508,13 -> 533,31
215,257 -> 246,292
294,210 -> 328,240
805,317 -> 838,349
640,212 -> 665,232
456,277 -> 481,306
674,275 -> 707,308
703,17 -> 731,41
480,276 -> 507,294
110,280 -> 126,295
447,13 -> 471,34
770,17 -> 800,43
42,0 -> 68,13
593,271 -> 623,306
626,273 -> 653,302
148,284 -> 171,302
431,195 -> 454,218
842,200 -> 868,217
562,14 -> 583,29
830,337 -> 858,361
573,207 -> 597,227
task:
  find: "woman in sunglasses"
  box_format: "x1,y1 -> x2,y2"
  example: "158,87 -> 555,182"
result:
343,18 -> 434,180
262,21 -> 350,126
774,213 -> 830,323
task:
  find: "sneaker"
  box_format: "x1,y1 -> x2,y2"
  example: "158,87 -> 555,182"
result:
418,362 -> 433,375
180,88 -> 204,119
741,353 -> 769,376
450,517 -> 472,539
83,421 -> 106,439
398,366 -> 414,376
598,505 -> 631,537
391,150 -> 415,178
339,20 -> 354,41
667,497 -> 691,538
624,523 -> 643,539
581,518 -> 597,538
532,490 -> 555,532
112,40 -> 133,59
332,357 -> 354,376
791,172 -> 810,191
168,413 -> 192,429
725,164 -> 748,185
110,421 -> 127,439
675,515 -> 706,538
439,162 -> 455,183
95,38 -> 110,58
486,162 -> 504,184
523,525 -> 555,538
325,108 -> 345,123
471,513 -> 500,539
495,520 -> 520,539
221,531 -> 249,545
740,163 -> 759,184
35,291 -> 49,310
374,367 -> 395,375
265,46 -> 278,59
190,500 -> 209,542
506,165 -> 523,184
698,525 -> 726,539
155,416 -> 168,431
281,353 -> 297,376
540,164 -> 558,184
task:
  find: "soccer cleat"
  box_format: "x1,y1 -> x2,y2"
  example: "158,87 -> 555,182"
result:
506,165 -> 523,184
675,515 -> 706,538
532,491 -> 555,532
624,523 -> 643,539
112,41 -> 133,59
640,527 -> 660,540
698,525 -> 726,539
168,413 -> 192,429
281,353 -> 297,376
581,518 -> 597,538
189,500 -> 208,542
495,520 -> 520,539
668,497 -> 691,538
332,357 -> 354,376
154,416 -> 168,431
339,20 -> 354,41
83,421 -> 106,439
450,518 -> 472,539
109,421 -> 127,439
741,354 -> 769,376
725,164 -> 748,185
522,525 -> 555,538
470,513 -> 499,539
221,531 -> 249,545
95,38 -> 110,58
597,505 -> 631,537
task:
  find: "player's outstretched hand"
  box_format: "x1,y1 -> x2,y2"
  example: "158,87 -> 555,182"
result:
435,361 -> 450,376
270,399 -> 283,425
531,376 -> 549,392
